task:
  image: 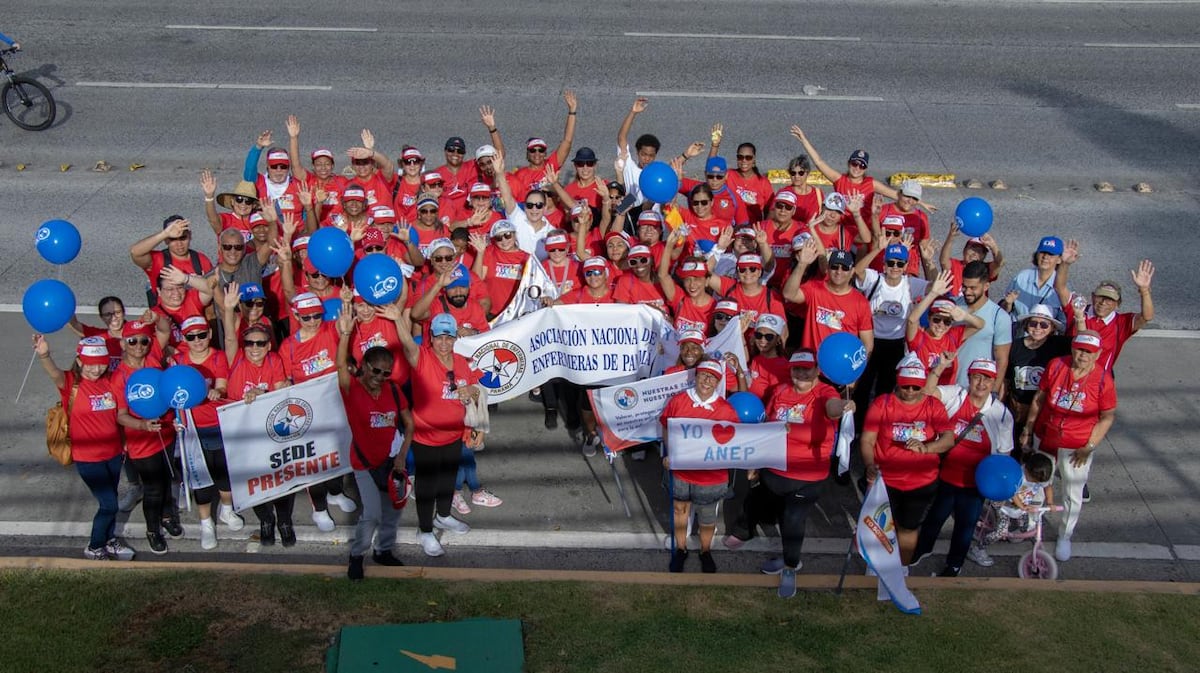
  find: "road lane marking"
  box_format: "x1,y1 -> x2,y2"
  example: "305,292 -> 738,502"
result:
1083,42 -> 1200,48
635,90 -> 887,103
625,31 -> 859,42
75,81 -> 332,91
167,24 -> 377,33
1176,104 -> 1200,109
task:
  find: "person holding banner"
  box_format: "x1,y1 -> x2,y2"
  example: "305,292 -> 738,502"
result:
336,309 -> 414,579
860,358 -> 956,564
395,311 -> 481,557
660,359 -> 740,573
224,323 -> 295,547
913,358 -> 1014,577
471,220 -> 530,320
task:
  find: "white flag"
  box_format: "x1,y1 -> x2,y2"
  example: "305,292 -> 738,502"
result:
835,412 -> 854,476
705,318 -> 748,372
489,258 -> 561,327
178,409 -> 214,494
856,476 -> 921,615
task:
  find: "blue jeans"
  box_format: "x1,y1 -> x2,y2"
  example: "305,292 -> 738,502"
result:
455,444 -> 480,492
915,481 -> 984,569
76,455 -> 123,549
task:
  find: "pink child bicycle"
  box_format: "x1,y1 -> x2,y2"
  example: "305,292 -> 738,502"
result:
974,505 -> 1065,580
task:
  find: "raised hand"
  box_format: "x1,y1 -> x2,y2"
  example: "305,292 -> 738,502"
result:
164,217 -> 190,240
1062,239 -> 1080,265
360,129 -> 376,151
223,282 -> 241,310
683,142 -> 705,159
200,169 -> 217,199
631,97 -> 648,114
255,130 -> 273,148
710,122 -> 723,146
285,114 -> 300,138
563,90 -> 577,112
930,269 -> 953,296
479,105 -> 496,129
1132,259 -> 1155,290
469,232 -> 489,253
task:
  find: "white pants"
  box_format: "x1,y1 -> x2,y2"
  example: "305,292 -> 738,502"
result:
351,469 -> 402,557
1048,447 -> 1093,540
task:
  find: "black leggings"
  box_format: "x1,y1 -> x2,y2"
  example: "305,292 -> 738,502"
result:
128,451 -> 172,532
193,449 -> 231,506
253,493 -> 296,524
306,475 -> 345,512
853,337 -> 906,432
761,471 -> 826,569
413,439 -> 462,532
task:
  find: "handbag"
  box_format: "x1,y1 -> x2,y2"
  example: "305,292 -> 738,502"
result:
45,381 -> 79,467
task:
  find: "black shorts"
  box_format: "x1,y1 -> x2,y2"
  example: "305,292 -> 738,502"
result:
887,481 -> 938,530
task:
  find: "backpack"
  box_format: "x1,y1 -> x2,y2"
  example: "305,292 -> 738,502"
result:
45,381 -> 79,467
145,249 -> 206,306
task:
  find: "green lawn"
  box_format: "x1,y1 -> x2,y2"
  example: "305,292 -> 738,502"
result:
1,569 -> 1196,673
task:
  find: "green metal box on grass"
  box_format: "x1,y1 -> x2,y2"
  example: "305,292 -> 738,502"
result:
326,618 -> 524,672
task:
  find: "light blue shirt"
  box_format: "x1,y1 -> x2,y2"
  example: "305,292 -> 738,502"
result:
1007,267 -> 1064,322
954,298 -> 1013,388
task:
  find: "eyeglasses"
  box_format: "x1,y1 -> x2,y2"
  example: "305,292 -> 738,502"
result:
691,199 -> 710,206
736,154 -> 755,161
100,310 -> 122,320
628,257 -> 650,266
885,230 -> 902,237
166,233 -> 191,242
775,202 -> 795,210
445,148 -> 465,155
268,163 -> 289,170
584,269 -> 605,277
524,202 -> 545,209
232,196 -> 255,205
790,169 -> 808,176
885,260 -> 907,268
298,313 -> 321,322
222,243 -> 245,251
737,267 -> 761,274
929,315 -> 953,325
754,332 -> 777,341
184,331 -> 209,341
241,299 -> 266,308
470,194 -> 490,201
243,339 -> 269,348
829,263 -> 851,272
364,245 -> 385,253
705,174 -> 724,180
402,158 -> 422,165
431,255 -> 456,263
125,337 -> 150,346
574,161 -> 596,167
418,208 -> 439,215
367,365 -> 392,377
547,247 -> 568,253
527,147 -> 547,154
494,232 -> 514,240
351,158 -> 373,166
1027,320 -> 1052,329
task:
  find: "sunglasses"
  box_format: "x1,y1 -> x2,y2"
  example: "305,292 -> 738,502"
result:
431,255 -> 456,263
1027,320 -> 1052,329
184,331 -> 209,341
402,158 -> 422,165
418,208 -> 439,215
166,233 -> 191,242
705,174 -> 724,180
100,310 -> 122,320
268,163 -> 289,170
524,202 -> 545,209
367,365 -> 392,377
574,161 -> 596,167
737,267 -> 761,273
691,199 -> 711,206
547,247 -> 568,253
426,181 -> 445,188
775,202 -> 795,210
243,339 -> 269,348
583,269 -> 605,277
364,245 -> 385,253
232,196 -> 255,205
493,232 -> 514,240
125,336 -> 150,346
753,332 -> 777,341
527,147 -> 547,154
351,158 -> 373,166
298,313 -> 322,322
849,160 -> 867,168
790,169 -> 808,176
929,315 -> 953,325
241,299 -> 266,308
736,154 -> 755,161
222,243 -> 245,251
885,260 -> 907,268
829,263 -> 851,272
307,271 -> 327,279
899,385 -> 921,391
445,148 -> 465,155
713,313 -> 732,321
885,230 -> 902,237
628,257 -> 650,266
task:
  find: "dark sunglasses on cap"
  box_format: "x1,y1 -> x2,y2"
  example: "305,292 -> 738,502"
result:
583,269 -> 605,277
364,245 -> 385,254
547,246 -> 568,253
307,271 -> 327,279
232,196 -> 255,205
243,339 -> 269,348
885,230 -> 902,237
402,158 -> 422,165
430,254 -> 456,263
713,313 -> 732,321
426,181 -> 445,188
222,243 -> 245,251
775,202 -> 795,210
790,169 -> 808,176
524,201 -> 545,209
184,331 -> 209,341
705,174 -> 724,180
736,154 -> 755,161
445,148 -> 465,155
627,257 -> 651,266
829,263 -> 851,272
929,315 -> 953,325
298,313 -> 322,322
527,147 -> 547,154
494,232 -> 514,240
849,160 -> 867,168
737,267 -> 761,274
241,298 -> 266,307
125,336 -> 151,346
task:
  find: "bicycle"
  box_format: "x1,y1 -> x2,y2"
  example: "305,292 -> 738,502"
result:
974,504 -> 1064,580
1,46 -> 56,130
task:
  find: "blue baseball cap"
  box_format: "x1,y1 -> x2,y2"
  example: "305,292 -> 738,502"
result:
1036,236 -> 1063,256
446,271 -> 471,290
705,157 -> 727,176
239,283 -> 265,302
884,244 -> 909,263
431,313 -> 458,338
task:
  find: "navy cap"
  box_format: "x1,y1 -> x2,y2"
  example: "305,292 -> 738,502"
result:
848,149 -> 869,167
829,249 -> 856,267
444,136 -> 467,151
572,147 -> 597,163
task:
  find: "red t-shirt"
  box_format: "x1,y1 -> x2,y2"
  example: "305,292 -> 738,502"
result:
1033,357 -> 1117,450
797,280 -> 872,351
660,390 -> 739,486
542,259 -> 581,298
938,396 -> 992,488
865,393 -> 953,491
748,355 -> 790,399
679,179 -> 749,227
218,212 -> 253,241
145,249 -> 215,286
613,274 -> 668,312
226,352 -> 288,401
173,348 -> 230,429
906,326 -> 967,385
155,296 -> 209,346
392,176 -> 424,221
766,381 -> 839,481
767,186 -> 823,227
509,155 -> 562,201
762,218 -> 804,261
410,346 -> 480,446
564,179 -> 605,211
356,171 -> 396,210
61,371 -> 123,462
725,283 -> 782,326
672,294 -> 715,333
112,361 -> 175,460
351,317 -> 412,386
431,162 -> 478,201
833,175 -> 875,229
1070,310 -> 1137,374
727,172 -> 774,223
425,298 -> 490,342
279,322 -> 340,383
304,173 -> 348,222
481,247 -> 530,315
343,378 -> 409,470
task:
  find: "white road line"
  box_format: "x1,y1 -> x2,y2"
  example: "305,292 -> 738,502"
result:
635,90 -> 888,103
75,81 -> 332,91
166,24 -> 377,33
625,31 -> 859,42
1174,545 -> 1200,561
1134,329 -> 1200,339
1083,42 -> 1200,48
1176,104 -> 1200,109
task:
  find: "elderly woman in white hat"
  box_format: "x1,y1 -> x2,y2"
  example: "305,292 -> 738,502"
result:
1005,304 -> 1071,442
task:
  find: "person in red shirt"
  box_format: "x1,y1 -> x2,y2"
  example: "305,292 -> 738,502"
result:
761,190 -> 807,262
613,245 -> 667,312
678,156 -> 750,228
322,184 -> 371,231
430,136 -> 476,201
768,155 -> 823,228
34,335 -> 139,560
719,140 -> 774,224
810,192 -> 872,254
202,173 -> 259,240
130,215 -> 216,291
746,314 -> 790,399
409,267 -> 491,342
878,180 -> 930,251
345,129 -> 396,209
1021,331 -> 1117,562
452,182 -> 503,234
938,223 -> 1004,298
914,358 -> 1015,577
562,146 -> 606,212
502,91 -> 578,201
657,254 -> 715,333
540,231 -> 580,297
906,274 -> 985,384
346,295 -> 413,386
860,358 -> 955,564
471,220 -> 530,319
676,184 -> 729,251
391,146 -> 427,220
394,311 -> 482,558
286,114 -> 347,223
781,244 -> 875,356
660,359 -> 740,573
335,308 -> 414,579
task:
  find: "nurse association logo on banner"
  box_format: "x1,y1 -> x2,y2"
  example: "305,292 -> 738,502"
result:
473,340 -> 527,397
266,399 -> 315,443
862,498 -> 897,555
613,386 -> 639,410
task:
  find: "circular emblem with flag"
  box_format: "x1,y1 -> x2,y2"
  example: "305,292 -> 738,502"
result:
614,387 -> 639,410
472,340 -> 527,397
266,398 -> 315,442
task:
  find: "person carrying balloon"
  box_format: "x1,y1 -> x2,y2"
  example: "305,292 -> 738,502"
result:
974,453 -> 1055,561
937,219 -> 1003,299
912,358 -> 1015,577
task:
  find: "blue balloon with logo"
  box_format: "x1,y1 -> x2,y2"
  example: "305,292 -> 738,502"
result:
307,227 -> 355,277
22,279 -> 76,333
35,219 -> 82,265
125,367 -> 170,420
975,454 -> 1023,501
954,197 -> 993,237
728,392 -> 766,424
160,365 -> 207,411
638,161 -> 679,204
322,297 -> 343,322
817,332 -> 868,386
353,253 -> 403,305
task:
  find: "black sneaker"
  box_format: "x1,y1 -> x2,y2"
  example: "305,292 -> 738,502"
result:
162,512 -> 184,538
528,388 -> 542,403
937,565 -> 961,578
259,519 -> 275,546
145,530 -> 168,555
668,549 -> 689,573
348,555 -> 364,581
699,551 -> 717,574
278,522 -> 297,548
544,408 -> 558,429
373,550 -> 405,566
1082,484 -> 1091,503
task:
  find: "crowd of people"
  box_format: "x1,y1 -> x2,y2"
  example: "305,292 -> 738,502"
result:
35,95 -> 1155,590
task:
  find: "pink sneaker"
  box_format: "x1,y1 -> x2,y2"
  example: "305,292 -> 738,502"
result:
471,489 -> 503,508
452,492 -> 471,515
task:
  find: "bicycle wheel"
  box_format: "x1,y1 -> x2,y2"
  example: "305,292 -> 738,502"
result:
2,76 -> 56,131
1018,549 -> 1058,580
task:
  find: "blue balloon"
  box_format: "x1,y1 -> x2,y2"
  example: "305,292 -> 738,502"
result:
160,365 -> 208,410
35,219 -> 82,265
975,454 -> 1023,501
322,297 -> 343,322
307,227 -> 355,278
954,197 -> 994,237
728,392 -> 766,424
638,161 -> 680,204
695,239 -> 716,254
817,332 -> 868,386
125,367 -> 170,420
22,279 -> 76,333
352,253 -> 403,305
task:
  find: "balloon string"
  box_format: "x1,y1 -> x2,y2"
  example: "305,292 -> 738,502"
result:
15,351 -> 37,403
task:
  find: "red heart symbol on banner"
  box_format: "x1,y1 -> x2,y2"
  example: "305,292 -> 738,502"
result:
712,423 -> 736,444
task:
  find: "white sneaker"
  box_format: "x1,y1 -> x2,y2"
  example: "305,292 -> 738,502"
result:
217,504 -> 245,531
418,531 -> 445,557
327,492 -> 358,513
433,514 -> 470,535
200,518 -> 217,550
104,537 -> 136,561
452,493 -> 471,515
1055,537 -> 1072,562
967,545 -> 995,567
312,509 -> 336,533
